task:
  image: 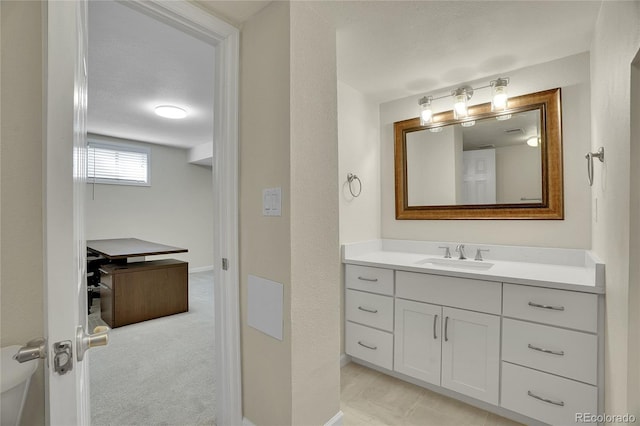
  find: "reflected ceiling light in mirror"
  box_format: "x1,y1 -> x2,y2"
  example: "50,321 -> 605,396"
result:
490,77 -> 510,111
419,96 -> 433,125
496,114 -> 512,121
154,105 -> 188,119
527,136 -> 540,147
429,127 -> 443,133
460,120 -> 476,127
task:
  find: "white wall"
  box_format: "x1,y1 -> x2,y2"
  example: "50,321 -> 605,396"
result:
380,53 -> 592,248
240,3 -> 340,424
0,2 -> 45,424
338,81 -> 381,244
406,126 -> 460,206
590,1 -> 640,417
85,137 -> 214,269
495,144 -> 541,204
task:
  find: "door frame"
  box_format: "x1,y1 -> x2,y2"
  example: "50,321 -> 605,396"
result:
44,1 -> 241,424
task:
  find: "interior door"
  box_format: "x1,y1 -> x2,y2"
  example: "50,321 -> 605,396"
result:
463,149 -> 497,204
44,0 -> 91,423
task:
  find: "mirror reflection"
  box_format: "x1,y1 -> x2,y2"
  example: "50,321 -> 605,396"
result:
406,109 -> 542,207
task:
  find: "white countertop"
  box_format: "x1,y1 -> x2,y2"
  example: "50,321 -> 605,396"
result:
342,240 -> 605,294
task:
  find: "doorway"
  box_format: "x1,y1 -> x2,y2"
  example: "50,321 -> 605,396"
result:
43,1 -> 241,424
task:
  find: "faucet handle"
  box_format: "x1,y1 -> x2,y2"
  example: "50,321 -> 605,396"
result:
438,246 -> 452,258
475,248 -> 490,261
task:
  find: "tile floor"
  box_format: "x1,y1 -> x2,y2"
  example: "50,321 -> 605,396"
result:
341,362 -> 523,426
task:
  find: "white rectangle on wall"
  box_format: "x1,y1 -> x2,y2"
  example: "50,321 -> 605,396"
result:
248,274 -> 283,340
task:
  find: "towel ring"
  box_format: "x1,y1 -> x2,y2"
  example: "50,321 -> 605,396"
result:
347,173 -> 362,197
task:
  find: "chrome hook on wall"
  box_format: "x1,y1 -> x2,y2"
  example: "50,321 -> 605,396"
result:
585,147 -> 605,186
346,173 -> 362,197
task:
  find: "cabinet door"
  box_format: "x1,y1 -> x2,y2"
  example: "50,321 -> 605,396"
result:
441,307 -> 500,404
394,299 -> 442,385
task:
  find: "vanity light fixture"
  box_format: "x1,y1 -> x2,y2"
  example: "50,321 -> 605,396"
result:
417,77 -> 510,124
460,120 -> 476,127
154,105 -> 188,119
496,114 -> 512,121
490,77 -> 509,111
419,96 -> 433,125
429,127 -> 443,133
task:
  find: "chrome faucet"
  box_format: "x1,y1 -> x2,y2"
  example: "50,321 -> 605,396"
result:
475,248 -> 490,261
455,244 -> 467,260
438,246 -> 452,258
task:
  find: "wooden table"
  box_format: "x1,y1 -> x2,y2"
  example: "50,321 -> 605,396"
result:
87,238 -> 188,260
87,238 -> 189,327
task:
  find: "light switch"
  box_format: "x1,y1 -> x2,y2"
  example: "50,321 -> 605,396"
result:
263,187 -> 282,216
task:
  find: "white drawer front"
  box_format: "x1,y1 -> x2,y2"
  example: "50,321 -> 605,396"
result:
346,321 -> 393,370
396,271 -> 501,314
346,289 -> 394,332
502,318 -> 598,385
345,265 -> 394,296
503,284 -> 598,332
501,362 -> 597,426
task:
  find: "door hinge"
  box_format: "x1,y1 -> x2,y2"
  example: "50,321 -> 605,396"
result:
222,258 -> 228,271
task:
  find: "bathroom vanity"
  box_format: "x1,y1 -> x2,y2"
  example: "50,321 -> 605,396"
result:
343,240 -> 605,426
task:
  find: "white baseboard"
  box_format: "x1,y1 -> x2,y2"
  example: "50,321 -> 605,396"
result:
242,417 -> 256,426
189,265 -> 214,273
340,353 -> 351,368
324,410 -> 344,426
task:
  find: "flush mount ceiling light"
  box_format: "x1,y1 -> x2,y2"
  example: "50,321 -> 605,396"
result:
527,136 -> 540,147
154,105 -> 188,119
417,77 -> 510,124
460,120 -> 476,127
496,114 -> 512,121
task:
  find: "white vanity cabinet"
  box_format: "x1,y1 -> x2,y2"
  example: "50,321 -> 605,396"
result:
344,265 -> 394,370
500,284 -> 599,425
343,242 -> 604,426
394,272 -> 501,405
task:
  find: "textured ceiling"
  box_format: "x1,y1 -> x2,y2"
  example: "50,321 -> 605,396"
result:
87,1 -> 215,149
309,0 -> 602,102
88,0 -> 602,149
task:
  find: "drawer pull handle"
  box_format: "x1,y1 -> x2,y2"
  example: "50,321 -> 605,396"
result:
357,276 -> 378,282
527,390 -> 565,407
433,314 -> 438,340
98,268 -> 110,275
358,306 -> 378,314
528,301 -> 565,311
528,344 -> 565,356
444,316 -> 449,342
357,341 -> 377,350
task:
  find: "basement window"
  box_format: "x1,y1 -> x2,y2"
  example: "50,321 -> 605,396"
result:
87,140 -> 151,186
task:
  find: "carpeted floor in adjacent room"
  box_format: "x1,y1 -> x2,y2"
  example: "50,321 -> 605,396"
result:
88,270 -> 216,426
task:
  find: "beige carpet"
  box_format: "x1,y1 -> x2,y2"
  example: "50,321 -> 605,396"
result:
88,271 -> 216,426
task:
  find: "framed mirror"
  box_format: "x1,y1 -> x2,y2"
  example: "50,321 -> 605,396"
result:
394,88 -> 563,219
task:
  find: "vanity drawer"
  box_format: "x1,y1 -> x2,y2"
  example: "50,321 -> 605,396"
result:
502,318 -> 597,385
396,271 -> 501,314
346,289 -> 393,332
501,362 -> 597,426
345,265 -> 394,296
503,284 -> 598,332
345,321 -> 393,370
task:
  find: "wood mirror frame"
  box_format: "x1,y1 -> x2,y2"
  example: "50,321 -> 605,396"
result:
394,88 -> 563,220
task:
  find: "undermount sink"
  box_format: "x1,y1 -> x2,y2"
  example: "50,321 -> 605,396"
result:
415,257 -> 494,270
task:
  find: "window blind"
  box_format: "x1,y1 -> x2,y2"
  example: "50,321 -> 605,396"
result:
88,141 -> 150,186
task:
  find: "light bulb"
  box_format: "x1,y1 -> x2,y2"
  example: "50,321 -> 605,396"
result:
491,78 -> 509,112
453,94 -> 468,119
527,137 -> 539,147
419,96 -> 433,125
